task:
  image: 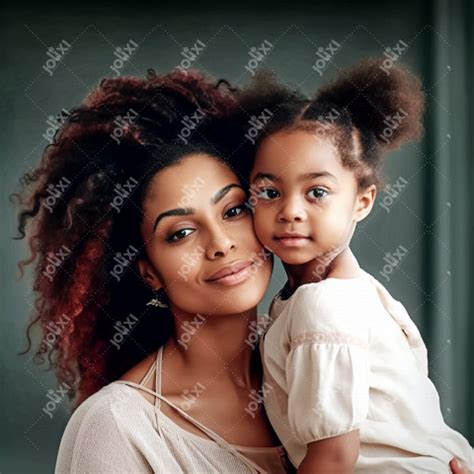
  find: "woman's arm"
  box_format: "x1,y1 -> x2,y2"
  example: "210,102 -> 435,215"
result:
297,430 -> 360,474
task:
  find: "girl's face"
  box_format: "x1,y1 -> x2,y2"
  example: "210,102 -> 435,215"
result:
249,129 -> 374,266
138,154 -> 273,316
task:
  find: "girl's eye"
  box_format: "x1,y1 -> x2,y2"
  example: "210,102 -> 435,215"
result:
257,188 -> 280,200
165,228 -> 194,242
224,204 -> 249,219
307,188 -> 328,200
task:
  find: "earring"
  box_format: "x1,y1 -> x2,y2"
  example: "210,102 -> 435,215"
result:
147,288 -> 169,308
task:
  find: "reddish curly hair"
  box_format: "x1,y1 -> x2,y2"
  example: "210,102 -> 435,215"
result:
11,68 -> 242,408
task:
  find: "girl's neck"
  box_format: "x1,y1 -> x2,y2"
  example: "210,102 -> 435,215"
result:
282,247 -> 361,295
166,306 -> 261,390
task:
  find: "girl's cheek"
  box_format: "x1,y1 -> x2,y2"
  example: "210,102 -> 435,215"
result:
254,221 -> 269,243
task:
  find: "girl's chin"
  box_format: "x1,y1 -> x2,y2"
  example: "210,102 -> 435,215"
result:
274,251 -> 314,266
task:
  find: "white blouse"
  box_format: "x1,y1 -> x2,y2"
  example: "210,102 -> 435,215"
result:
260,270 -> 474,472
55,345 -> 295,474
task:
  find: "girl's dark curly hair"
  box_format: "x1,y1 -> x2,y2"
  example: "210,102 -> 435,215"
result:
235,57 -> 426,189
10,68 -> 243,408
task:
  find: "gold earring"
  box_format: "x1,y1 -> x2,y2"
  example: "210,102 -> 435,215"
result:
147,289 -> 169,308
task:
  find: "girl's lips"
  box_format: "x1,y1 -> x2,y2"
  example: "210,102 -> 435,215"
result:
274,236 -> 311,247
207,262 -> 255,286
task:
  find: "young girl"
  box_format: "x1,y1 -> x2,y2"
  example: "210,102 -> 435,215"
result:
237,58 -> 474,472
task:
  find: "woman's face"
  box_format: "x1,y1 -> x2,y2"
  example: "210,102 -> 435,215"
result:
138,154 -> 273,316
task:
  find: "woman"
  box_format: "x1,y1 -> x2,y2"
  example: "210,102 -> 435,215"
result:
13,68 -> 292,473
12,68 -> 468,473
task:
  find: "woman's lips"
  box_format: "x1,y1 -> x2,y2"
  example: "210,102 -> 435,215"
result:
207,261 -> 254,286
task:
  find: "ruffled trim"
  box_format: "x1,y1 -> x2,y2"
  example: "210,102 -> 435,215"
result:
291,331 -> 369,350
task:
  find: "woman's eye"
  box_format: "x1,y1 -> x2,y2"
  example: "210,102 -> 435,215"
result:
308,188 -> 328,200
224,204 -> 249,219
165,228 -> 194,242
257,188 -> 280,200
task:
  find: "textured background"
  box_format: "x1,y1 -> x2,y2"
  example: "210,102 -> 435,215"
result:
2,0 -> 473,471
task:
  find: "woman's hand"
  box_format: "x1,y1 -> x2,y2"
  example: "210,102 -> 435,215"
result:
450,457 -> 470,473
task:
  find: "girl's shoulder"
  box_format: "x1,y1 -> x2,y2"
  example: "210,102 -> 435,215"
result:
285,272 -> 381,337
292,273 -> 377,306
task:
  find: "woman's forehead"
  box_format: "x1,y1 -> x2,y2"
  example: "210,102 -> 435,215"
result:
144,154 -> 242,210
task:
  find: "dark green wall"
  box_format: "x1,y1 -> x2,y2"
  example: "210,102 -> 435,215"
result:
2,1 -> 472,472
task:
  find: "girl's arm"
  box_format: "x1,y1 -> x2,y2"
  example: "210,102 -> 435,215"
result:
297,437 -> 468,474
298,430 -> 359,474
284,285 -> 371,472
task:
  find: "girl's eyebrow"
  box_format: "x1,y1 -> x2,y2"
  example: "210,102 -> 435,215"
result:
252,171 -> 337,183
152,183 -> 244,233
252,172 -> 280,183
301,171 -> 338,183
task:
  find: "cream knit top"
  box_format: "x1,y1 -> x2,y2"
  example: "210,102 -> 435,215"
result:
55,344 -> 295,473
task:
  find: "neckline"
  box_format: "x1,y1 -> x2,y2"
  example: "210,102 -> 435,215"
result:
111,347 -> 285,453
113,382 -> 284,453
275,273 -> 372,302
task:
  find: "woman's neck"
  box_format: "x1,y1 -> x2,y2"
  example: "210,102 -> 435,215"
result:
166,306 -> 261,390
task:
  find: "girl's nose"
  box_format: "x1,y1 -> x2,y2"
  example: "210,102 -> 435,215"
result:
277,197 -> 307,223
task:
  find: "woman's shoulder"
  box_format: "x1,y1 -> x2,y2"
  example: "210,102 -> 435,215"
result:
117,350 -> 158,406
55,383 -> 153,473
66,383 -> 138,429
62,379 -> 156,442
55,385 -> 131,474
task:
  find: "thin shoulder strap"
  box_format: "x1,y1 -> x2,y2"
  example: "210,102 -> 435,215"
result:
138,353 -> 157,387
155,346 -> 162,411
114,349 -> 268,473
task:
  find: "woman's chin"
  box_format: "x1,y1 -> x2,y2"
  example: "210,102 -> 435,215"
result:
220,286 -> 267,313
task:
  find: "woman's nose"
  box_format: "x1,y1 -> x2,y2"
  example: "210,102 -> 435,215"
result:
205,225 -> 236,259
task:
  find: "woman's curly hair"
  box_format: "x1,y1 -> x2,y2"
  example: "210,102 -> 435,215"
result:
10,68 -> 243,408
235,57 -> 426,189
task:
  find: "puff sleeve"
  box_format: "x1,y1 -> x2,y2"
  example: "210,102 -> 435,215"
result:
284,281 -> 372,444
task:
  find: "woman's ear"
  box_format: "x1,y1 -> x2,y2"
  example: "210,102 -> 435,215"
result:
355,184 -> 377,223
137,258 -> 163,290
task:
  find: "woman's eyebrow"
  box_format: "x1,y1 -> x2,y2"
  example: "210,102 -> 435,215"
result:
153,208 -> 193,233
152,183 -> 244,233
210,183 -> 244,204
